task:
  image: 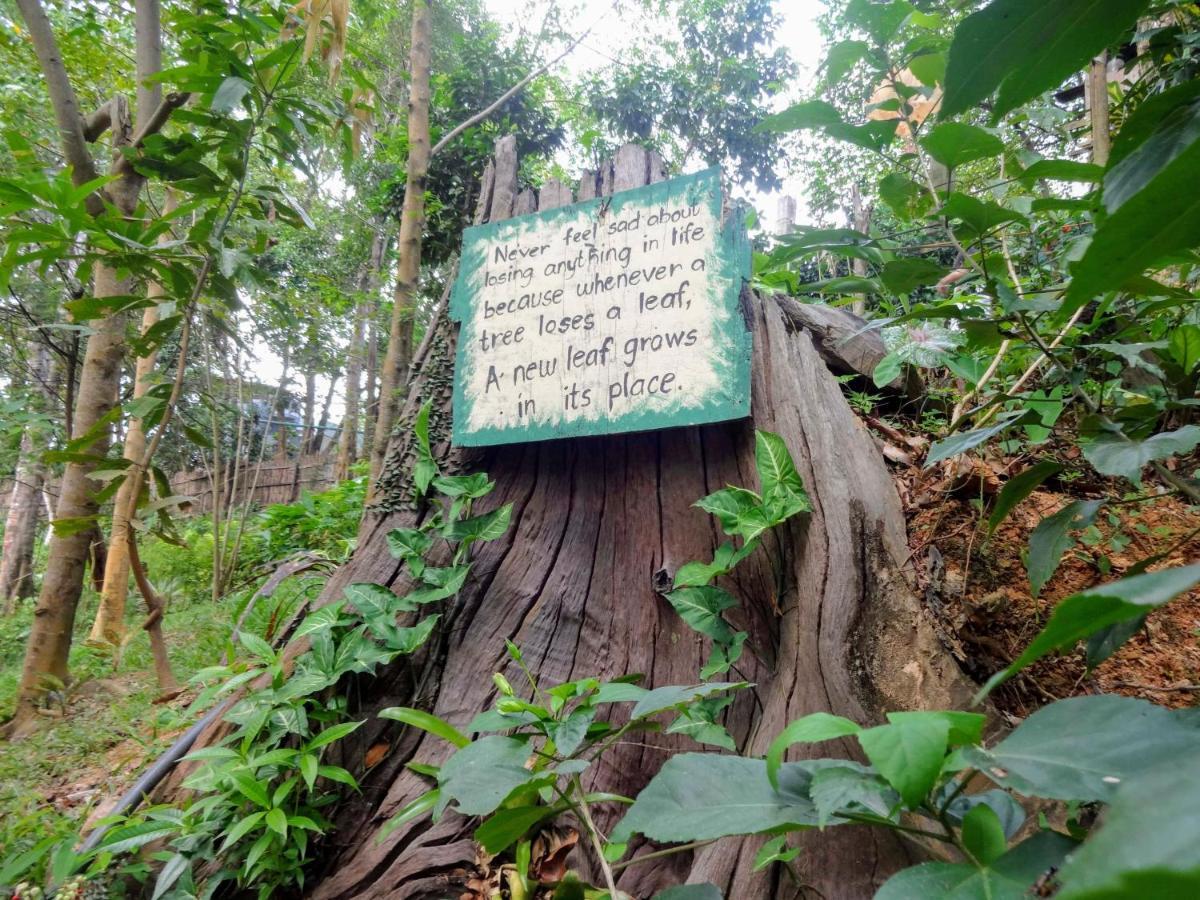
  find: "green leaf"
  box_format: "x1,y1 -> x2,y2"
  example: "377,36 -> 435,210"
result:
219,811 -> 265,850
613,754 -> 821,845
212,76 -> 253,113
1027,499 -> 1105,596
979,564 -> 1200,697
152,853 -> 189,900
1066,97 -> 1200,310
887,710 -> 984,747
293,604 -> 346,639
444,503 -> 513,543
232,772 -> 271,808
767,713 -> 862,789
1019,159 -> 1105,184
1168,324 -> 1200,373
238,630 -> 276,663
665,585 -> 737,644
937,193 -> 1026,236
377,789 -> 439,843
920,123 -> 1004,169
343,582 -> 416,617
808,765 -> 895,828
908,52 -> 945,88
926,410 -> 1026,466
961,803 -> 1007,866
857,716 -> 949,808
305,720 -> 363,751
386,527 -> 433,563
475,805 -> 555,854
437,736 -> 536,816
872,351 -> 903,389
822,40 -> 870,84
879,830 -> 1077,899
941,0 -> 1152,121
1081,425 -> 1200,484
378,706 -> 470,747
265,807 -> 288,837
753,835 -> 802,871
988,461 -> 1062,535
755,430 -> 809,522
880,258 -> 950,293
965,695 -> 1200,802
96,820 -> 179,855
756,100 -> 898,152
1056,765 -> 1200,898
695,486 -> 771,541
629,682 -> 746,720
879,173 -> 930,221
674,540 -> 757,589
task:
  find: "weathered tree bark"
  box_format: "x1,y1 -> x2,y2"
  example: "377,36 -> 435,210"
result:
367,0 -> 432,496
0,342 -> 52,610
166,142 -> 968,897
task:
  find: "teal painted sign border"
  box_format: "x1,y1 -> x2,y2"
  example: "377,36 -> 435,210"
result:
450,167 -> 752,447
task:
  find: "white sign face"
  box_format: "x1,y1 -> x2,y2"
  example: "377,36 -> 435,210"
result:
450,168 -> 751,446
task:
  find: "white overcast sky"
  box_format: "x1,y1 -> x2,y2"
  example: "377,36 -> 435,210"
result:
258,1 -> 825,422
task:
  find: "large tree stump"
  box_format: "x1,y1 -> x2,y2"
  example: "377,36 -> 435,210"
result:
297,140 -> 973,898
164,139 -> 972,899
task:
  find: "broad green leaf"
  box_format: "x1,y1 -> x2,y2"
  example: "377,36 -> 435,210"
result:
292,604 -> 345,639
920,123 -> 1003,169
961,803 -> 1007,866
937,193 -> 1026,237
979,564 -> 1200,697
674,540 -> 757,588
822,40 -> 870,85
925,410 -> 1026,466
756,100 -> 898,152
887,710 -> 984,747
212,76 -> 253,114
965,695 -> 1200,801
1107,79 -> 1200,170
908,52 -> 945,88
664,586 -> 737,644
857,716 -> 949,808
796,275 -> 882,294
879,173 -> 930,221
941,0 -> 1152,120
96,820 -> 179,854
880,258 -> 950,293
1027,499 -> 1105,596
1066,98 -> 1200,310
1168,324 -> 1200,373
1080,425 -> 1200,484
884,831 -> 1076,899
444,503 -> 512,543
438,735 -> 536,816
475,805 -> 555,854
265,807 -> 288,837
630,682 -> 746,719
946,789 -> 1026,840
151,853 -> 189,900
767,713 -> 862,788
695,486 -> 772,541
1019,159 -> 1104,184
1056,765 -> 1200,898
872,351 -> 903,389
808,765 -> 894,828
613,754 -> 822,844
220,811 -> 265,850
237,630 -> 276,662
378,706 -> 470,748
988,460 -> 1062,535
343,582 -> 415,618
386,527 -> 433,563
846,0 -> 913,44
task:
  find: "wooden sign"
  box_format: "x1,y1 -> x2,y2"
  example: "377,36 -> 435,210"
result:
450,167 -> 751,447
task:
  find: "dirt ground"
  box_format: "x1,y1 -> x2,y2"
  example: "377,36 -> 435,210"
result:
902,458 -> 1200,720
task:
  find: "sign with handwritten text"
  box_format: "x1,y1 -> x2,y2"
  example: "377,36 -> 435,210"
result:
450,168 -> 751,446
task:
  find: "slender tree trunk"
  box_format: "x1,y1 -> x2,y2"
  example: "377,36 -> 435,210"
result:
364,315 -> 379,452
91,189 -> 176,646
367,0 -> 431,497
1087,52 -> 1111,166
302,360 -> 317,455
849,184 -> 872,317
0,344 -> 52,610
311,373 -> 339,454
336,229 -> 389,481
8,0 -> 165,733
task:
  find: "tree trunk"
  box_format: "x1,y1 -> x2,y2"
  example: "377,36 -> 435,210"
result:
91,188 -> 176,647
0,343 -> 52,610
337,229 -> 389,481
162,142 -> 970,897
312,373 -> 339,455
367,0 -> 431,496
